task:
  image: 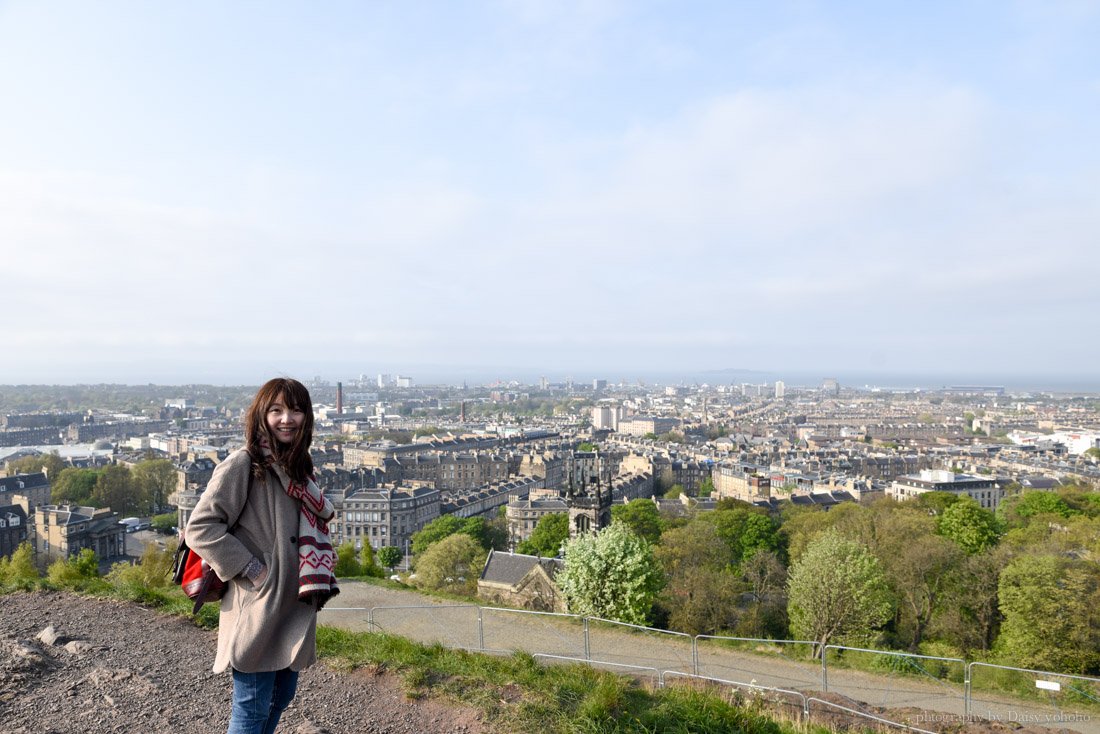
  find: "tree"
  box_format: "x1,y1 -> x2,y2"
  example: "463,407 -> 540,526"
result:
663,483 -> 685,499
92,465 -> 142,515
576,442 -> 596,452
47,548 -> 99,587
377,545 -> 402,572
412,533 -> 485,595
700,507 -> 781,566
131,459 -> 178,514
410,515 -> 466,555
611,499 -> 662,544
876,512 -> 964,650
787,529 -> 893,654
996,554 -> 1100,674
516,513 -> 569,557
51,468 -> 99,506
697,477 -> 716,497
0,542 -> 39,584
655,521 -> 741,635
998,491 -> 1076,528
359,543 -> 383,577
556,523 -> 663,625
333,542 -> 362,577
151,512 -> 177,534
7,452 -> 67,479
937,496 -> 1001,553
738,550 -> 788,639
411,515 -> 504,556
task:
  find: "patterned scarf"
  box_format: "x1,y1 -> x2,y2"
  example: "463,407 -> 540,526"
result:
260,442 -> 340,608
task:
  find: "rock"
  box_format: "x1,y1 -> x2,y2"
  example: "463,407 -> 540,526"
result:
36,626 -> 60,646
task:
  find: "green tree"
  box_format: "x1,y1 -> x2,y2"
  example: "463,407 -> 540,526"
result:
7,452 -> 67,478
663,483 -> 685,499
738,550 -> 788,639
576,442 -> 596,452
516,513 -> 569,557
611,499 -> 663,544
937,496 -> 1001,553
410,515 -> 466,555
377,545 -> 402,571
51,468 -> 99,506
1085,447 -> 1100,460
359,543 -> 383,577
412,533 -> 485,595
47,548 -> 99,587
131,459 -> 178,514
787,529 -> 893,653
92,465 -> 142,514
996,554 -> 1100,673
557,523 -> 663,625
697,477 -> 716,497
109,541 -> 175,588
151,512 -> 177,534
914,491 -> 959,516
998,490 -> 1076,528
655,521 -> 740,635
876,512 -> 964,650
0,542 -> 39,584
333,542 -> 362,577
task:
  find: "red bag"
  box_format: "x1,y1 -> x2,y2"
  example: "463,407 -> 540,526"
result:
172,471 -> 254,614
172,538 -> 226,614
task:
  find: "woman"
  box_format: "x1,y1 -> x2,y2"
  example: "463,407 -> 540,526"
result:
186,378 -> 339,734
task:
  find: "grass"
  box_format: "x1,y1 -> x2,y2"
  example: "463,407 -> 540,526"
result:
315,624 -> 814,734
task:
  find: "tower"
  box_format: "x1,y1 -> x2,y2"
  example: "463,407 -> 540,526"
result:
336,382 -> 344,414
565,449 -> 612,538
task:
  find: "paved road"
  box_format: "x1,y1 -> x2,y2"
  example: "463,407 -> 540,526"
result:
320,582 -> 1098,734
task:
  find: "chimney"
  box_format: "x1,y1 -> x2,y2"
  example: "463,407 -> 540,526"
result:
336,382 -> 343,415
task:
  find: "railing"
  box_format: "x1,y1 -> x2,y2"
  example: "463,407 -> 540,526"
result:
319,603 -> 1100,734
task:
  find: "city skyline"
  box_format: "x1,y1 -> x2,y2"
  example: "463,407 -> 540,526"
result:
2,2 -> 1098,384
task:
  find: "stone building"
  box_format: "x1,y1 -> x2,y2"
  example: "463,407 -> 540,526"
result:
0,504 -> 29,559
332,484 -> 440,552
477,550 -> 566,613
34,505 -> 126,566
0,473 -> 51,514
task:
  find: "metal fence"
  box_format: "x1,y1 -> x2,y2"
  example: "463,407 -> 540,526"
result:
319,604 -> 1100,734
823,645 -> 967,712
967,662 -> 1100,730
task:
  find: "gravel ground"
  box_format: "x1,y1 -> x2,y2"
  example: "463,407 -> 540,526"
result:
0,590 -> 484,734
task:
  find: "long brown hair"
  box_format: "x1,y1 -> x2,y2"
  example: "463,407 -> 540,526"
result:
245,378 -> 315,481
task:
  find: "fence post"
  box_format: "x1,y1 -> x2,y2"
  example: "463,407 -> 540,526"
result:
478,607 -> 485,652
584,617 -> 591,660
368,608 -> 374,634
692,636 -> 699,676
964,662 -> 972,716
821,645 -> 828,692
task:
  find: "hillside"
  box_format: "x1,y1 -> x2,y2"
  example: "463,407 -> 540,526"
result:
0,590 -> 483,734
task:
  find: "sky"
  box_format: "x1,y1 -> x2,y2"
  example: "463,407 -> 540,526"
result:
1,1 -> 1098,387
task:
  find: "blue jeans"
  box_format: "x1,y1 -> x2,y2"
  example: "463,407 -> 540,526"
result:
228,668 -> 299,734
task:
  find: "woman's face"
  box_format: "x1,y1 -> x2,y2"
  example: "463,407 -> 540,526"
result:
266,397 -> 306,446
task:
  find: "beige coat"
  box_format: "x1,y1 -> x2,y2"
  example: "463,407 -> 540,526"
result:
185,448 -> 320,674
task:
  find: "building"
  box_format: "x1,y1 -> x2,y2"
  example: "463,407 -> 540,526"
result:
0,504 -> 29,559
775,381 -> 786,399
617,416 -> 680,438
591,404 -> 623,431
888,469 -> 1004,511
34,505 -> 126,566
333,484 -> 440,552
713,465 -> 771,502
0,472 -> 51,514
477,550 -> 565,613
505,490 -> 567,548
